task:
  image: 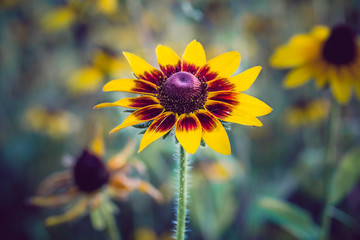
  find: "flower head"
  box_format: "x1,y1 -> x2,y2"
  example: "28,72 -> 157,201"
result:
30,127 -> 162,226
270,24 -> 360,104
95,40 -> 272,155
284,98 -> 330,129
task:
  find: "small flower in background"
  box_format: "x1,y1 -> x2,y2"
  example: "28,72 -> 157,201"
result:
41,0 -> 118,33
67,48 -> 126,94
284,98 -> 330,129
270,24 -> 360,104
23,106 -> 79,139
134,227 -> 173,240
95,40 -> 272,155
30,126 -> 162,227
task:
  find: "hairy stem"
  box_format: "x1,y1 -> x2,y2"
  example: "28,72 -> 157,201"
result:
320,103 -> 341,240
176,145 -> 188,240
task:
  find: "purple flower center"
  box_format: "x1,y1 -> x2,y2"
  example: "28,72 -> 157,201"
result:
158,72 -> 207,114
322,24 -> 357,65
73,150 -> 109,193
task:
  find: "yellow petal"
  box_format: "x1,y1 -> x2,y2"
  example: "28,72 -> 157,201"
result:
107,139 -> 136,170
354,80 -> 360,99
137,181 -> 163,203
29,188 -> 78,207
283,65 -> 313,88
110,105 -> 164,134
123,52 -> 164,85
94,96 -> 159,109
205,100 -> 263,127
228,66 -> 262,92
270,35 -> 320,68
182,40 -> 207,74
175,113 -> 202,154
197,51 -> 241,81
156,45 -> 181,77
139,112 -> 177,153
310,25 -> 330,41
90,124 -> 105,157
36,170 -> 72,195
195,110 -> 231,155
329,69 -> 351,104
67,67 -> 103,94
103,78 -> 157,95
45,197 -> 88,226
234,93 -> 272,117
96,0 -> 117,15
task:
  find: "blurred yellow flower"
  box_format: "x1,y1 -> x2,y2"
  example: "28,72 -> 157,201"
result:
134,227 -> 172,240
41,7 -> 76,33
271,24 -> 360,104
284,98 -> 330,129
24,106 -> 78,139
95,0 -> 118,16
30,127 -> 162,227
67,49 -> 125,94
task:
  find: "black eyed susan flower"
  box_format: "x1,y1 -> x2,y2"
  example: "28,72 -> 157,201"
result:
271,24 -> 360,104
95,40 -> 272,155
30,128 -> 162,226
284,98 -> 330,129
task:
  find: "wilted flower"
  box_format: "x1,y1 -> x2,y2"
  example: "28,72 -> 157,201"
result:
30,127 -> 162,226
95,40 -> 272,155
271,24 -> 360,104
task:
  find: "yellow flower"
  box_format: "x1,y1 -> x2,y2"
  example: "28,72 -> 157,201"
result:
30,127 -> 162,226
41,6 -> 76,33
24,106 -> 78,139
134,227 -> 173,240
67,48 -> 125,94
95,40 -> 272,155
271,24 -> 360,104
284,98 -> 330,129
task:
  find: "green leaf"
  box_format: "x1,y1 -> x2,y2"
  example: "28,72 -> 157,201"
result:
329,147 -> 360,204
257,197 -> 320,240
90,208 -> 106,231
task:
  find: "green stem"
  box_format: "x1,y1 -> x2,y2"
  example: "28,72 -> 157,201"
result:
176,145 -> 188,240
320,103 -> 341,240
101,201 -> 121,240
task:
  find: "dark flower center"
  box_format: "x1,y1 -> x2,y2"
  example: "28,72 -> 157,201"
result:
157,71 -> 207,114
322,24 -> 357,65
73,150 -> 110,193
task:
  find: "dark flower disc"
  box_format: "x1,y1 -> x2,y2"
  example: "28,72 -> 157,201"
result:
157,71 -> 207,114
322,24 -> 357,65
73,150 -> 110,193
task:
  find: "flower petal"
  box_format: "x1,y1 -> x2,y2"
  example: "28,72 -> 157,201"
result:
107,139 -> 136,171
270,34 -> 320,68
110,105 -> 164,134
182,40 -> 207,75
196,51 -> 241,82
29,187 -> 79,207
283,65 -> 313,88
205,100 -> 263,126
103,79 -> 157,95
329,69 -> 351,104
156,45 -> 181,77
195,110 -> 231,155
123,52 -> 164,85
94,96 -> 159,109
175,113 -> 202,154
228,66 -> 262,92
208,92 -> 272,116
310,25 -> 330,41
90,124 -> 105,157
138,112 -> 177,153
45,197 -> 88,226
207,78 -> 236,92
36,170 -> 72,195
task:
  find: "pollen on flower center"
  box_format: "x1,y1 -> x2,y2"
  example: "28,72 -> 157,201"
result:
73,150 -> 110,193
322,24 -> 357,65
157,71 -> 207,114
